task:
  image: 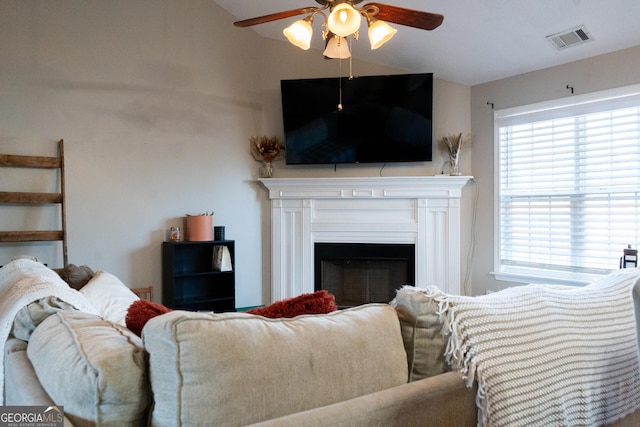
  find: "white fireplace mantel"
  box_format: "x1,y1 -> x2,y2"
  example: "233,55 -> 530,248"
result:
260,176 -> 472,302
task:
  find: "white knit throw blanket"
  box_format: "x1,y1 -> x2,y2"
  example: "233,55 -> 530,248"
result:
428,268 -> 640,427
0,259 -> 98,404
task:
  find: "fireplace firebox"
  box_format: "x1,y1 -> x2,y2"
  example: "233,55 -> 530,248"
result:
314,243 -> 415,308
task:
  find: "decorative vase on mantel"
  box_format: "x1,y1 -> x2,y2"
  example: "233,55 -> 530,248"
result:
440,133 -> 470,176
449,151 -> 461,176
250,136 -> 285,179
260,161 -> 274,178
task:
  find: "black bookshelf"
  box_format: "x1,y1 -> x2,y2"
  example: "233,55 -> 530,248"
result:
162,240 -> 235,312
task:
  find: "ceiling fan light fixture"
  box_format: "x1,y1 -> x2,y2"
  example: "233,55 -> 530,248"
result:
283,16 -> 314,50
327,3 -> 362,37
234,2 -> 444,59
323,33 -> 351,59
367,19 -> 397,49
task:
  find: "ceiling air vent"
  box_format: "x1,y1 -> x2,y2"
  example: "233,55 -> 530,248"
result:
546,25 -> 593,50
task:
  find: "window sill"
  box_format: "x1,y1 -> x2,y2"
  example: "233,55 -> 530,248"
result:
491,270 -> 606,287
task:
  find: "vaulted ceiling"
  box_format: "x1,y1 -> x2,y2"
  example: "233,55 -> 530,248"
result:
212,0 -> 640,86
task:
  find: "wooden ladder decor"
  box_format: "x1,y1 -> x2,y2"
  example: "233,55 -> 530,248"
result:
0,139 -> 68,267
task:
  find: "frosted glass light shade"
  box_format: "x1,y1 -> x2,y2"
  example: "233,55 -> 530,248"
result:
283,18 -> 313,50
327,3 -> 361,37
368,19 -> 397,49
323,35 -> 351,59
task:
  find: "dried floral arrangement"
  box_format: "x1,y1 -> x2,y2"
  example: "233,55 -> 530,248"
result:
439,133 -> 471,157
249,136 -> 285,163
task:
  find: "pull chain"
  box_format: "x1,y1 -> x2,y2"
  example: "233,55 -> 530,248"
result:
349,36 -> 353,79
337,35 -> 355,112
338,55 -> 343,111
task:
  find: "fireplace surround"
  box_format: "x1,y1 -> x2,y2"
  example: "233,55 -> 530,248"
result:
260,176 -> 471,303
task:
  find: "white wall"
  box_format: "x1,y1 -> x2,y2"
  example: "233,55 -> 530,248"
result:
469,45 -> 640,295
0,0 -> 472,306
0,0 -> 266,306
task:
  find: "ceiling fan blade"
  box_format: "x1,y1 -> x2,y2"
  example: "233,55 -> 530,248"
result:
364,3 -> 444,31
234,7 -> 320,28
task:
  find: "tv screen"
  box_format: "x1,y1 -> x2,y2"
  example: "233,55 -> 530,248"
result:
281,73 -> 433,165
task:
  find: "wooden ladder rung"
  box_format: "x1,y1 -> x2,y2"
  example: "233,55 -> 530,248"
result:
0,191 -> 63,204
0,230 -> 64,242
0,154 -> 61,168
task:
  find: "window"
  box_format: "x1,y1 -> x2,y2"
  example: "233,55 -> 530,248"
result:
495,85 -> 640,285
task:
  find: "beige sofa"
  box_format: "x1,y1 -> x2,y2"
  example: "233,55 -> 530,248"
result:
4,303 -> 478,427
3,259 -> 640,426
6,301 -> 640,427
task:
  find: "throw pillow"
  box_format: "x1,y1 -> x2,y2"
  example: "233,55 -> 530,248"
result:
53,264 -> 95,290
79,270 -> 139,325
126,299 -> 172,337
247,290 -> 337,318
390,285 -> 450,381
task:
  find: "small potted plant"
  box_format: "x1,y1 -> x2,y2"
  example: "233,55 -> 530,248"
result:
185,211 -> 214,241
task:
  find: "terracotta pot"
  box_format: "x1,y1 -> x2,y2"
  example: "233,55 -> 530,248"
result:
186,215 -> 213,241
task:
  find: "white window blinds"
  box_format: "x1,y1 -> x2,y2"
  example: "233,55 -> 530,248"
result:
495,85 -> 640,283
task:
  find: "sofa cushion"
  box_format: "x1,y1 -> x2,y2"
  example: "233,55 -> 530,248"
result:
80,270 -> 139,325
27,311 -> 149,427
143,304 -> 408,427
391,286 -> 449,381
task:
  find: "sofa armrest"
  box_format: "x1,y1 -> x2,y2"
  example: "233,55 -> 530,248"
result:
247,371 -> 478,427
4,338 -> 55,406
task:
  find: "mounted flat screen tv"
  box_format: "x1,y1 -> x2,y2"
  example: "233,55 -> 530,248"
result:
281,73 -> 433,165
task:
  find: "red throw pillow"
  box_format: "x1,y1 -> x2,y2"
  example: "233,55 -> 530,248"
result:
125,299 -> 172,337
247,290 -> 337,318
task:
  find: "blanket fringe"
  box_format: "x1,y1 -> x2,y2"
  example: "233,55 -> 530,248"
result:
429,286 -> 486,424
432,289 -> 476,384
476,375 -> 489,427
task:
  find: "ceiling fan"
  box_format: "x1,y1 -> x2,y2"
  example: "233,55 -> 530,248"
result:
233,0 -> 444,58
